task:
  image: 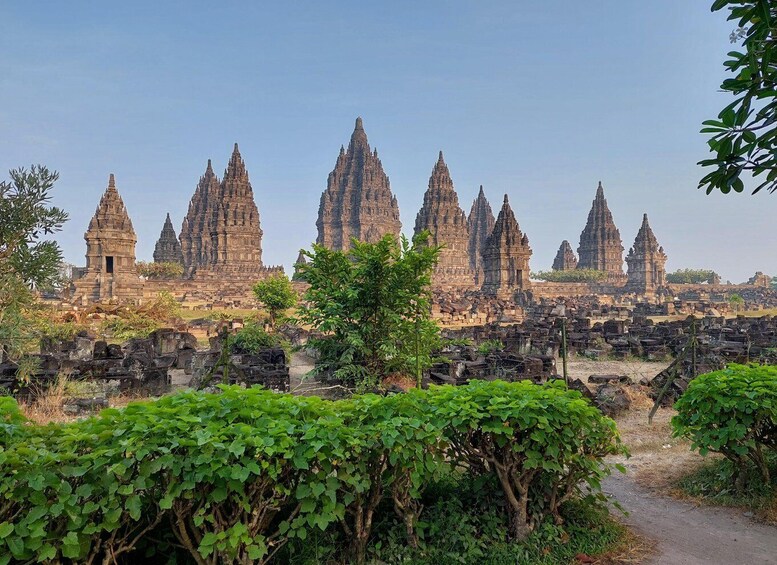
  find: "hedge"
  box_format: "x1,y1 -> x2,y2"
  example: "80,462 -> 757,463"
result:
672,364 -> 777,487
0,381 -> 623,564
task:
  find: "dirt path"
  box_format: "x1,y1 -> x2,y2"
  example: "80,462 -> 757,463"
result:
604,473 -> 777,564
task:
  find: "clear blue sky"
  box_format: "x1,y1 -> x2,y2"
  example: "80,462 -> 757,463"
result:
0,1 -> 770,282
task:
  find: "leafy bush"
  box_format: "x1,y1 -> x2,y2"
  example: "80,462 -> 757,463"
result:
666,268 -> 720,284
532,269 -> 608,283
0,381 -> 623,564
672,364 -> 777,487
297,233 -> 441,388
230,322 -> 292,361
252,274 -> 296,328
136,261 -> 184,279
477,339 -> 503,355
427,380 -> 625,540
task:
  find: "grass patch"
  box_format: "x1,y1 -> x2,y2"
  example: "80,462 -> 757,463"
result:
676,454 -> 777,525
278,472 -> 635,564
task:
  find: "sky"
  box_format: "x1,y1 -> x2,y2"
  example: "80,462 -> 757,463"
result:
0,1 -> 771,283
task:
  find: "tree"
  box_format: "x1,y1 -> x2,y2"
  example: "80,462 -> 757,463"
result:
0,166 -> 68,360
699,0 -> 777,194
729,292 -> 745,312
252,273 -> 297,329
666,268 -> 721,284
532,269 -> 608,283
136,261 -> 184,279
296,233 -> 441,388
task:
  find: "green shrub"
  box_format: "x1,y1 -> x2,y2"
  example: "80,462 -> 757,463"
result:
477,339 -> 503,355
426,380 -> 625,540
230,322 -> 292,360
0,381 -> 623,564
672,364 -> 777,487
136,261 -> 184,279
335,391 -> 448,561
533,269 -> 608,283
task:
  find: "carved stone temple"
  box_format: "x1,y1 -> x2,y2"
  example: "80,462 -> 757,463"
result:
552,240 -> 578,271
625,214 -> 667,294
178,144 -> 281,282
481,195 -> 532,297
576,182 -> 625,281
316,117 -> 401,250
153,213 -> 184,265
414,152 -> 473,288
467,186 -> 495,286
71,174 -> 145,303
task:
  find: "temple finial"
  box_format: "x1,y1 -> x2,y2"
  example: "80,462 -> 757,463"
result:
355,116 -> 364,130
108,173 -> 115,189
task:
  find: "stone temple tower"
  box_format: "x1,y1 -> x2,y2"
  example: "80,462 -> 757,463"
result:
316,117 -> 402,250
414,151 -> 473,288
153,213 -> 184,265
625,214 -> 667,294
72,174 -> 144,303
467,186 -> 495,286
481,195 -> 532,297
552,240 -> 578,271
577,182 -> 625,282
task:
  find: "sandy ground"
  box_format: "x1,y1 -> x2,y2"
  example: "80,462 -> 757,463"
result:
606,396 -> 777,564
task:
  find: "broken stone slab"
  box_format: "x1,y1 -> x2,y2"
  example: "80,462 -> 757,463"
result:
588,374 -> 632,385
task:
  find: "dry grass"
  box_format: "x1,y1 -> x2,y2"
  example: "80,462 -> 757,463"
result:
591,524 -> 656,564
21,371 -> 74,424
611,387 -> 705,493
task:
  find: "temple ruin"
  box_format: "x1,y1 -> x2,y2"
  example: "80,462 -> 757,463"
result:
413,152 -> 473,288
71,174 -> 145,304
153,213 -> 184,265
552,240 -> 578,271
577,182 -> 625,281
481,195 -> 532,297
467,186 -> 496,286
625,214 -> 667,294
316,117 -> 401,250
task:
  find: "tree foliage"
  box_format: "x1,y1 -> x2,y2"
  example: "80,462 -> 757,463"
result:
665,268 -> 721,284
296,233 -> 441,388
672,364 -> 777,486
0,381 -> 623,564
699,0 -> 777,194
136,261 -> 184,279
532,269 -> 608,283
0,166 -> 68,360
252,273 -> 297,329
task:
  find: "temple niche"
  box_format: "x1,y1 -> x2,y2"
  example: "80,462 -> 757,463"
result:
414,152 -> 474,289
316,117 -> 401,250
467,186 -> 495,286
71,174 -> 145,304
481,195 -> 532,297
153,213 -> 184,265
552,240 -> 578,271
577,182 -> 626,282
625,214 -> 667,294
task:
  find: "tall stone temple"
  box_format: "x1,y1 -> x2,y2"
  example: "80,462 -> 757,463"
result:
316,117 -> 401,250
414,152 -> 473,288
153,213 -> 184,265
179,144 -> 278,279
72,174 -> 145,303
467,186 -> 495,286
552,240 -> 578,271
577,182 -> 625,281
481,195 -> 532,297
625,214 -> 667,294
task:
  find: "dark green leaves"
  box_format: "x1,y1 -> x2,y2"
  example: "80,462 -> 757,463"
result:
700,1 -> 777,194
